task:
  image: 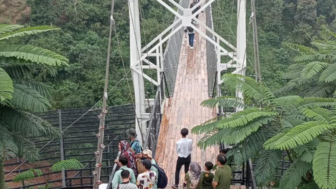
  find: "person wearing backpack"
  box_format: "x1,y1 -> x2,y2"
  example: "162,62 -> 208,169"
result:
112,156 -> 136,189
127,128 -> 143,154
116,170 -> 138,189
184,162 -> 202,189
137,159 -> 157,189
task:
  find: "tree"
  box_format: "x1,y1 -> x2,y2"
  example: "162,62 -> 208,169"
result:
278,28 -> 336,97
0,24 -> 68,189
192,74 -> 336,188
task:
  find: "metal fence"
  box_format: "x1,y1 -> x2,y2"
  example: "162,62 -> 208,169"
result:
143,74 -> 168,158
206,0 -> 218,97
163,0 -> 189,96
4,105 -> 135,189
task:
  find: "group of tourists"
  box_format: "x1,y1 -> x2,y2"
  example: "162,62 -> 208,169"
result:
112,127 -> 232,189
172,128 -> 232,189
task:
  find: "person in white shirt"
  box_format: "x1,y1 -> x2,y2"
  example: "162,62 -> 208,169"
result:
172,128 -> 192,189
136,159 -> 157,189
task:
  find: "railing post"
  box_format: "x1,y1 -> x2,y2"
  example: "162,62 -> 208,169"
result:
58,110 -> 66,187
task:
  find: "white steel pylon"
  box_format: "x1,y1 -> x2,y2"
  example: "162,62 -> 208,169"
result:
128,0 -> 247,140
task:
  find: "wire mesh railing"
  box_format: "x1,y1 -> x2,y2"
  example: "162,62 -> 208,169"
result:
163,0 -> 189,96
143,73 -> 167,158
4,105 -> 135,189
206,0 -> 218,98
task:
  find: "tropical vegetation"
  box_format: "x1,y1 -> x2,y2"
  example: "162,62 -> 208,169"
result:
0,24 -> 68,189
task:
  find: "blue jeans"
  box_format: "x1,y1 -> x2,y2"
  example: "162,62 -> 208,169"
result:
189,33 -> 195,47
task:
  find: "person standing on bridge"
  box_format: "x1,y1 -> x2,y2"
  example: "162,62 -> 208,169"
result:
172,128 -> 193,189
185,26 -> 195,50
212,155 -> 232,189
127,128 -> 143,154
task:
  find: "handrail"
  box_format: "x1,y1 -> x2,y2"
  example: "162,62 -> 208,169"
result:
106,151 -> 121,189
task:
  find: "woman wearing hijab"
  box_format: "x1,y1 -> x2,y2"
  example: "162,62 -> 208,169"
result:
184,162 -> 202,189
119,140 -> 138,177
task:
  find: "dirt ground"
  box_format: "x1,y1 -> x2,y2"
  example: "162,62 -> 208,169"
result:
0,0 -> 30,24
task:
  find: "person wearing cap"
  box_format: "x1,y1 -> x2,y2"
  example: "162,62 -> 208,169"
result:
126,128 -> 142,154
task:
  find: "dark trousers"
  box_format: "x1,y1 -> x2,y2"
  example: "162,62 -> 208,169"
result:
175,155 -> 191,186
189,33 -> 195,47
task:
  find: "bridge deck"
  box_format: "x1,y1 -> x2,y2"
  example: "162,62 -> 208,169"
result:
155,12 -> 218,187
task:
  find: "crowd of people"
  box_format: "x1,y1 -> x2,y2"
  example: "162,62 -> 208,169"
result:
111,127 -> 232,189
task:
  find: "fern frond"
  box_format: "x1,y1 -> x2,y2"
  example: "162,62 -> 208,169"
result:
0,124 -> 18,158
200,96 -> 248,109
279,160 -> 312,189
282,71 -> 301,80
51,159 -> 84,172
301,61 -> 329,79
299,97 -> 336,108
283,42 -> 317,55
19,80 -> 52,99
300,107 -> 332,123
295,139 -> 319,163
306,85 -> 334,97
0,45 -> 68,66
264,129 -> 290,149
12,83 -> 51,112
2,65 -> 32,79
313,141 -> 336,189
227,129 -> 268,163
268,121 -> 334,150
198,117 -> 273,147
0,67 -> 13,103
0,108 -> 60,137
223,74 -> 275,103
0,26 -> 60,41
13,169 -> 42,182
319,63 -> 336,83
191,117 -> 218,134
214,108 -> 277,129
255,150 -> 282,185
0,25 -> 23,36
271,95 -> 302,108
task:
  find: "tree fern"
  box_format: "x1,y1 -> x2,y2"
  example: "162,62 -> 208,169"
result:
226,128 -> 269,163
266,121 -> 334,150
319,63 -> 336,83
313,141 -> 336,189
0,68 -> 13,103
0,108 -> 59,137
0,25 -> 23,36
51,159 -> 84,172
198,117 -> 273,147
295,139 -> 319,163
200,96 -> 248,109
13,169 -> 42,182
279,160 -> 312,189
255,150 -> 282,185
300,107 -> 332,123
191,117 -> 218,134
301,61 -> 329,79
0,45 -> 68,66
12,84 -> 51,112
0,125 -> 17,158
0,26 -> 59,41
298,97 -> 336,108
271,95 -> 303,108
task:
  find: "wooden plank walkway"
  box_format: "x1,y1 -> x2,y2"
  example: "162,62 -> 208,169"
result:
155,10 -> 218,188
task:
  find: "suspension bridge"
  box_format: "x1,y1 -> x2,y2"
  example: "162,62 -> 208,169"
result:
4,0 -> 261,188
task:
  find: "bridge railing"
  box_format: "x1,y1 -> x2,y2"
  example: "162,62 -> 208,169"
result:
205,0 -> 218,98
143,73 -> 169,158
163,0 -> 189,97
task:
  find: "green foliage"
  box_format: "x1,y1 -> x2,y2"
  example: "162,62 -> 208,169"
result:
12,84 -> 51,112
313,141 -> 336,189
0,67 -> 13,103
279,160 -> 312,189
13,169 -> 42,182
254,150 -> 282,185
51,159 -> 84,172
0,26 -> 59,41
265,121 -> 334,150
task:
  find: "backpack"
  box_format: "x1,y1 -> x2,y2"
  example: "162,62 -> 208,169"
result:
151,164 -> 168,188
